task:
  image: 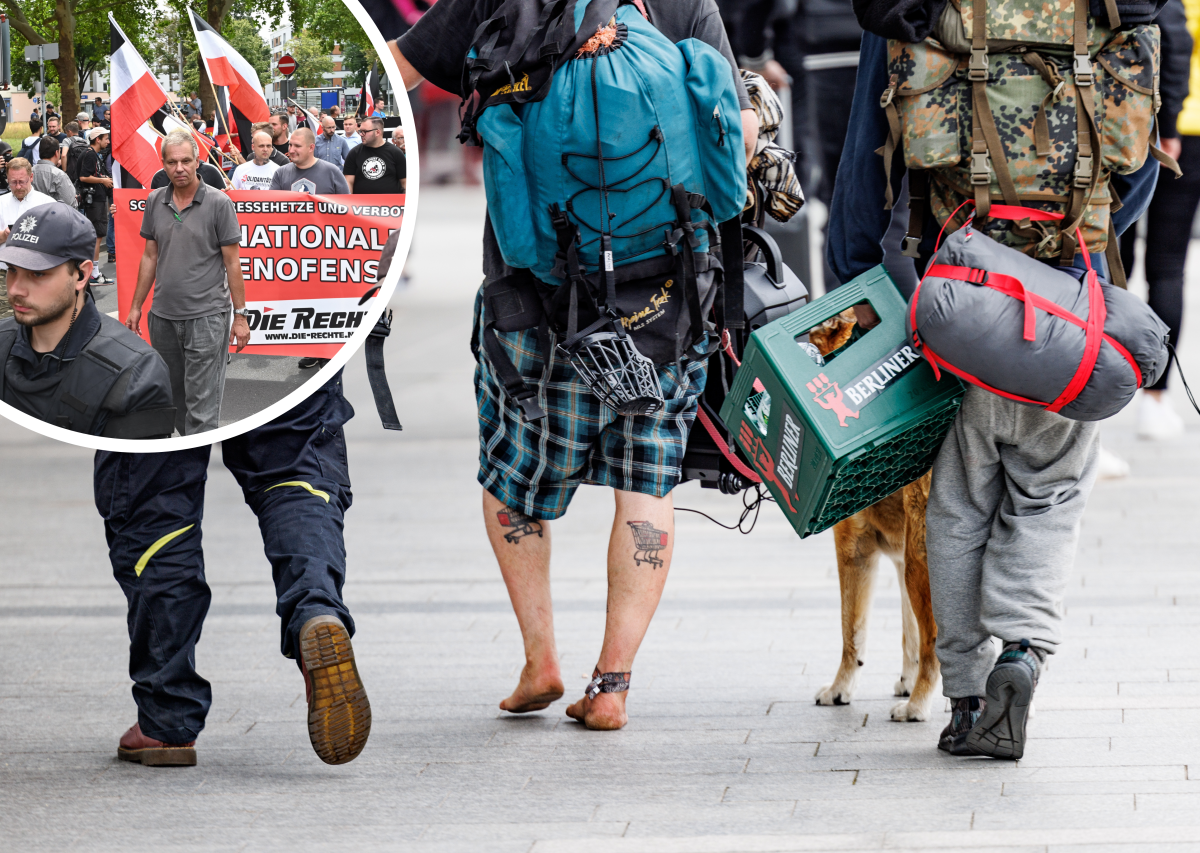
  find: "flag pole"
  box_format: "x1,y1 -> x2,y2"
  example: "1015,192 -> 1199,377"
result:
162,101 -> 234,188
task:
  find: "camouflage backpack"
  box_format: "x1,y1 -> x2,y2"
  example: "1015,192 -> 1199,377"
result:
879,0 -> 1180,285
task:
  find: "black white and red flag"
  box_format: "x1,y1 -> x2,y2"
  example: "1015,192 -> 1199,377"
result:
109,14 -> 170,187
188,7 -> 270,154
356,61 -> 381,119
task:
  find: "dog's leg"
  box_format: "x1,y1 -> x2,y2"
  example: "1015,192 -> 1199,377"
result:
893,557 -> 920,698
891,476 -> 940,722
816,517 -> 881,707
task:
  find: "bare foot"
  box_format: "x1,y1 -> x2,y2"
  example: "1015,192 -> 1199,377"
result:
499,663 -> 564,713
565,691 -> 628,730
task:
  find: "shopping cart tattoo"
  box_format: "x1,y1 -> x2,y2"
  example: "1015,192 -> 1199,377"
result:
627,521 -> 668,569
497,508 -> 544,544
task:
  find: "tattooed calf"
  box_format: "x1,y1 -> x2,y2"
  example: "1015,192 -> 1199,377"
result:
497,508 -> 544,544
627,521 -> 668,569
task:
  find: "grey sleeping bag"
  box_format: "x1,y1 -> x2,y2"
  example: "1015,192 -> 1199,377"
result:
908,225 -> 1170,421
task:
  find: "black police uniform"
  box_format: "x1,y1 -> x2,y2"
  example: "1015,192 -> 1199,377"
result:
92,217 -> 403,750
0,203 -> 175,438
94,373 -> 356,744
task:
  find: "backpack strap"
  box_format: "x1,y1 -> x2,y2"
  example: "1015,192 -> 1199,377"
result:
365,308 -> 403,431
718,217 -> 745,334
902,170 -> 928,259
481,275 -> 548,423
1060,0 -> 1101,263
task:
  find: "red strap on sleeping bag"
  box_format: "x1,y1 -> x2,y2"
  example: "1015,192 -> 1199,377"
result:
911,206 -> 1141,412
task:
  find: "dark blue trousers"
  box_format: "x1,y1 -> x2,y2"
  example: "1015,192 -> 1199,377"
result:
94,373 -> 355,744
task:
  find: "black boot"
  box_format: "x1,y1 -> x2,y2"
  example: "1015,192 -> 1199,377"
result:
939,696 -> 985,755
964,639 -> 1043,760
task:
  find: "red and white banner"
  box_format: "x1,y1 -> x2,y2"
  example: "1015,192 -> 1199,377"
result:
188,9 -> 271,124
109,14 -> 170,186
114,190 -> 405,357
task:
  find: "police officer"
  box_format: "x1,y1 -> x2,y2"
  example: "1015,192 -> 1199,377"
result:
95,374 -> 371,768
0,204 -> 175,438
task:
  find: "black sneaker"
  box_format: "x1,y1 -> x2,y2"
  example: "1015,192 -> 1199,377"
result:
939,696 -> 985,755
964,639 -> 1042,760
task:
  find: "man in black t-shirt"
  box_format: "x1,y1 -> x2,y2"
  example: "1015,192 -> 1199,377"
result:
387,0 -> 758,733
77,128 -> 114,285
343,117 -> 406,194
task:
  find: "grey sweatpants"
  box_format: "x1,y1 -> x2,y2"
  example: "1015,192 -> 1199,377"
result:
927,386 -> 1100,699
148,310 -> 230,436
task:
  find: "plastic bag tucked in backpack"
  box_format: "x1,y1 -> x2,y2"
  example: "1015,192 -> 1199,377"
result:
474,1 -> 746,285
908,221 -> 1170,421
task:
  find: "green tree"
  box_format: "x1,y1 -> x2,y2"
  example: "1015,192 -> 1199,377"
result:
0,0 -> 153,114
290,0 -> 368,54
341,40 -> 379,90
285,29 -> 334,89
160,0 -> 288,118
180,16 -> 271,108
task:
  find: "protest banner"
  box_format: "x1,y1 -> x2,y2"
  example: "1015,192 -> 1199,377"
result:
115,190 -> 404,357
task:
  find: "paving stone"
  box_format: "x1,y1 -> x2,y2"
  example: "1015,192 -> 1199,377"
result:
1,190 -> 1198,850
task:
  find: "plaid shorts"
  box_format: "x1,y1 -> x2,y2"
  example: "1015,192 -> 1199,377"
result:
473,290 -> 707,520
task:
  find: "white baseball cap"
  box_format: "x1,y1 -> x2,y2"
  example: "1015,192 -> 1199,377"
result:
87,127 -> 110,142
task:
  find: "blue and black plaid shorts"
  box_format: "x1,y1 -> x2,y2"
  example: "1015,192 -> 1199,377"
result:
473,289 -> 707,520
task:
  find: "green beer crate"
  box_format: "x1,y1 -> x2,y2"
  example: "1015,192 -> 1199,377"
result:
719,265 -> 965,538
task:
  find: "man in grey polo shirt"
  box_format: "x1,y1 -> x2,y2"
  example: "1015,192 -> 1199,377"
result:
125,130 -> 251,435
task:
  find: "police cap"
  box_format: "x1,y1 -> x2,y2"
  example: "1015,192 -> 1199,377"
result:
0,203 -> 98,272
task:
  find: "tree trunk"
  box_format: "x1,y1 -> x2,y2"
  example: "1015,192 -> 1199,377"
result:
53,0 -> 79,117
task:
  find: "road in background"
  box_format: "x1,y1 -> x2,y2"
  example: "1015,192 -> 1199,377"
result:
1,186 -> 1198,851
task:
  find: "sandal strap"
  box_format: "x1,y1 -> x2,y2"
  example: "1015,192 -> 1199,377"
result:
585,667 -> 630,699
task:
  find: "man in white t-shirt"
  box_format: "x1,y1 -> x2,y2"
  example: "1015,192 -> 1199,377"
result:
0,158 -> 57,315
231,131 -> 281,191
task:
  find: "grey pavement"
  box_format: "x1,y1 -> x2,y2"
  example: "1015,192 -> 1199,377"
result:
1,186 -> 1199,852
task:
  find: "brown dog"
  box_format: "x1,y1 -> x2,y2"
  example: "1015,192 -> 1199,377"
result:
807,311 -> 940,721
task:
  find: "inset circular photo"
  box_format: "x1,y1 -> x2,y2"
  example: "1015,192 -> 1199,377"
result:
0,0 -> 416,449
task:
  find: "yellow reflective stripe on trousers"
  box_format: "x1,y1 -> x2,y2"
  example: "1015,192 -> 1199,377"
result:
134,524 -> 196,578
264,480 -> 330,503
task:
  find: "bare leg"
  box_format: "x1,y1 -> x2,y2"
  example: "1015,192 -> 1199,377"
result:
483,489 -> 564,713
566,489 -> 674,730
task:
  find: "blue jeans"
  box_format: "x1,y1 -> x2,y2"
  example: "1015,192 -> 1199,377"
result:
94,373 -> 355,744
106,209 -> 115,257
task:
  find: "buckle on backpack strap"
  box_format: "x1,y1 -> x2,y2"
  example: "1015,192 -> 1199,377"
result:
1073,55 -> 1094,86
968,48 -> 988,82
879,74 -> 898,108
970,152 -> 991,186
513,391 -> 546,422
1073,154 -> 1093,188
901,235 -> 922,258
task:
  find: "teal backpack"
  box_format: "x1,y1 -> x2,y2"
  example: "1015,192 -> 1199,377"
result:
460,0 -> 748,419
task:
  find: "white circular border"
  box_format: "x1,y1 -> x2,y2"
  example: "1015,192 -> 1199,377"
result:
0,2 -> 420,452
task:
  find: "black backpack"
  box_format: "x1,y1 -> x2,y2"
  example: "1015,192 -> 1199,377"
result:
65,140 -> 89,188
17,137 -> 39,162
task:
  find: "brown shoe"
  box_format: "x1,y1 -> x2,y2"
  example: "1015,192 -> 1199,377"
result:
117,723 -> 197,766
299,615 -> 371,765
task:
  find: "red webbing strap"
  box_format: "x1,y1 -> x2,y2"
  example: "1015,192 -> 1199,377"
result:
697,407 -> 761,484
928,264 -> 1037,341
1046,264 -> 1106,412
986,204 -> 1065,223
921,344 -> 1050,406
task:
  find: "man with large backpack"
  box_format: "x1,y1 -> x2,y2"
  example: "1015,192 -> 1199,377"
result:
387,0 -> 757,730
828,0 -> 1167,759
